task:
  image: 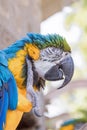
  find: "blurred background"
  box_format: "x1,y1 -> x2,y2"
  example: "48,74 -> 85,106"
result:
0,0 -> 87,130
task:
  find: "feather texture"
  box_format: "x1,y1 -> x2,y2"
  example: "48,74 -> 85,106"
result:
8,75 -> 18,110
0,51 -> 18,130
3,33 -> 71,60
0,84 -> 8,130
8,49 -> 26,89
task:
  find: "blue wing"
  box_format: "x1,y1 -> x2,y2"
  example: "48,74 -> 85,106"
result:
8,75 -> 18,110
0,51 -> 18,130
0,84 -> 8,130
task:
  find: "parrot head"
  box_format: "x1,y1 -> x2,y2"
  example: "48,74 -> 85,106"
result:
33,47 -> 74,89
5,33 -> 74,90
26,33 -> 74,89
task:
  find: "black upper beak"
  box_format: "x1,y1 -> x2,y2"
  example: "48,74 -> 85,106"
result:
44,55 -> 74,89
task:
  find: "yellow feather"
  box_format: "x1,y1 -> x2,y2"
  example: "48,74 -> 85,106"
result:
5,110 -> 23,130
17,88 -> 32,112
60,124 -> 74,130
5,88 -> 32,130
8,49 -> 26,88
24,44 -> 40,60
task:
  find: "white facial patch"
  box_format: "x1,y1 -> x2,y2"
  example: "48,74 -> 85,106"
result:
34,60 -> 55,78
33,47 -> 69,79
40,47 -> 63,62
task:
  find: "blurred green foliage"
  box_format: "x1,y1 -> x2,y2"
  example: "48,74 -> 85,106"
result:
59,88 -> 87,120
65,0 -> 87,79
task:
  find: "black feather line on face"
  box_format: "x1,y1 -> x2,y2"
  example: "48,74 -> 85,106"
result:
21,55 -> 45,90
32,61 -> 45,90
21,55 -> 32,87
36,78 -> 45,90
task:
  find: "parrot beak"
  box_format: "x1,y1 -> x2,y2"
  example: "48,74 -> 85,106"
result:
44,55 -> 74,89
58,55 -> 74,89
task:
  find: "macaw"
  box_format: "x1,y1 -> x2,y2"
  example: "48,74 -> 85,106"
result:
59,118 -> 87,130
0,33 -> 74,130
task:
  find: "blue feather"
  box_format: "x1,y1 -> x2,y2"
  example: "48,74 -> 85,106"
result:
3,37 -> 31,59
0,51 -> 8,67
0,51 -> 18,129
0,85 -> 8,130
0,66 -> 11,85
8,75 -> 18,110
2,33 -> 69,60
0,73 -> 18,129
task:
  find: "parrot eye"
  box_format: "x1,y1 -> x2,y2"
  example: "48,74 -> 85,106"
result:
65,52 -> 68,55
